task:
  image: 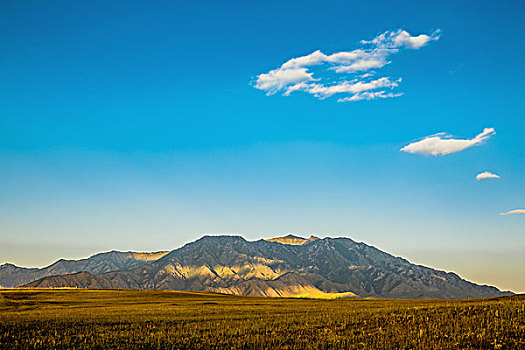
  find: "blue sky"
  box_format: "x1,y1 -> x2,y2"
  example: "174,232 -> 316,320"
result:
1,0 -> 524,292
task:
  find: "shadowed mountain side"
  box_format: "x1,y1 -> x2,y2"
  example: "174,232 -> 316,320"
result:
25,271 -> 120,289
20,236 -> 511,299
0,251 -> 169,287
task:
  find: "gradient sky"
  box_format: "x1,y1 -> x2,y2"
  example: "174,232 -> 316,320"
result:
1,0 -> 524,292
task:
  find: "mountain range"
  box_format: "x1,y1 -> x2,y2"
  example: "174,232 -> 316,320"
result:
0,250 -> 168,288
1,235 -> 511,299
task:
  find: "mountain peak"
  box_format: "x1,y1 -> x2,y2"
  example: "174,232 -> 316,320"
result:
265,234 -> 319,245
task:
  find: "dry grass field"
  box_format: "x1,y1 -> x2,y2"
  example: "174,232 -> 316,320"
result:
0,288 -> 524,349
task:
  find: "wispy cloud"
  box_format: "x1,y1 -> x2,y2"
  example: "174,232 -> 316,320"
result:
476,171 -> 500,181
400,128 -> 495,156
499,209 -> 525,216
254,29 -> 440,102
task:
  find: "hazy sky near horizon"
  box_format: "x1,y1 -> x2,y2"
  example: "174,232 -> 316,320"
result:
1,0 -> 524,292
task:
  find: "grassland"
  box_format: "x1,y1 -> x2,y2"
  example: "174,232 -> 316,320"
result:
0,289 -> 524,349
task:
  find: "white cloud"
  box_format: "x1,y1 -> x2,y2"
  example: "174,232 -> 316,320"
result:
338,91 -> 403,102
254,29 -> 440,102
255,68 -> 316,95
476,171 -> 500,181
499,209 -> 525,216
362,29 -> 441,49
331,51 -> 390,73
400,128 -> 495,156
285,77 -> 401,99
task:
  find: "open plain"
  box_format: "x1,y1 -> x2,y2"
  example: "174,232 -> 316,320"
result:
1,288 -> 524,349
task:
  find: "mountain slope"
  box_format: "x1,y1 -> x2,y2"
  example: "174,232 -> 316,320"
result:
0,250 -> 169,287
25,271 -> 120,289
22,236 -> 511,299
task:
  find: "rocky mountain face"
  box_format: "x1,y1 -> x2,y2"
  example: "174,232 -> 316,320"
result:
20,236 -> 511,299
265,234 -> 319,245
0,250 -> 169,288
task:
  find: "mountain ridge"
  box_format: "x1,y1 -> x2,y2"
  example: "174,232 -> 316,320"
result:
17,235 -> 512,299
0,250 -> 169,288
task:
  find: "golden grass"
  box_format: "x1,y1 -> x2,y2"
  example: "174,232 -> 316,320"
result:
1,288 -> 524,349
